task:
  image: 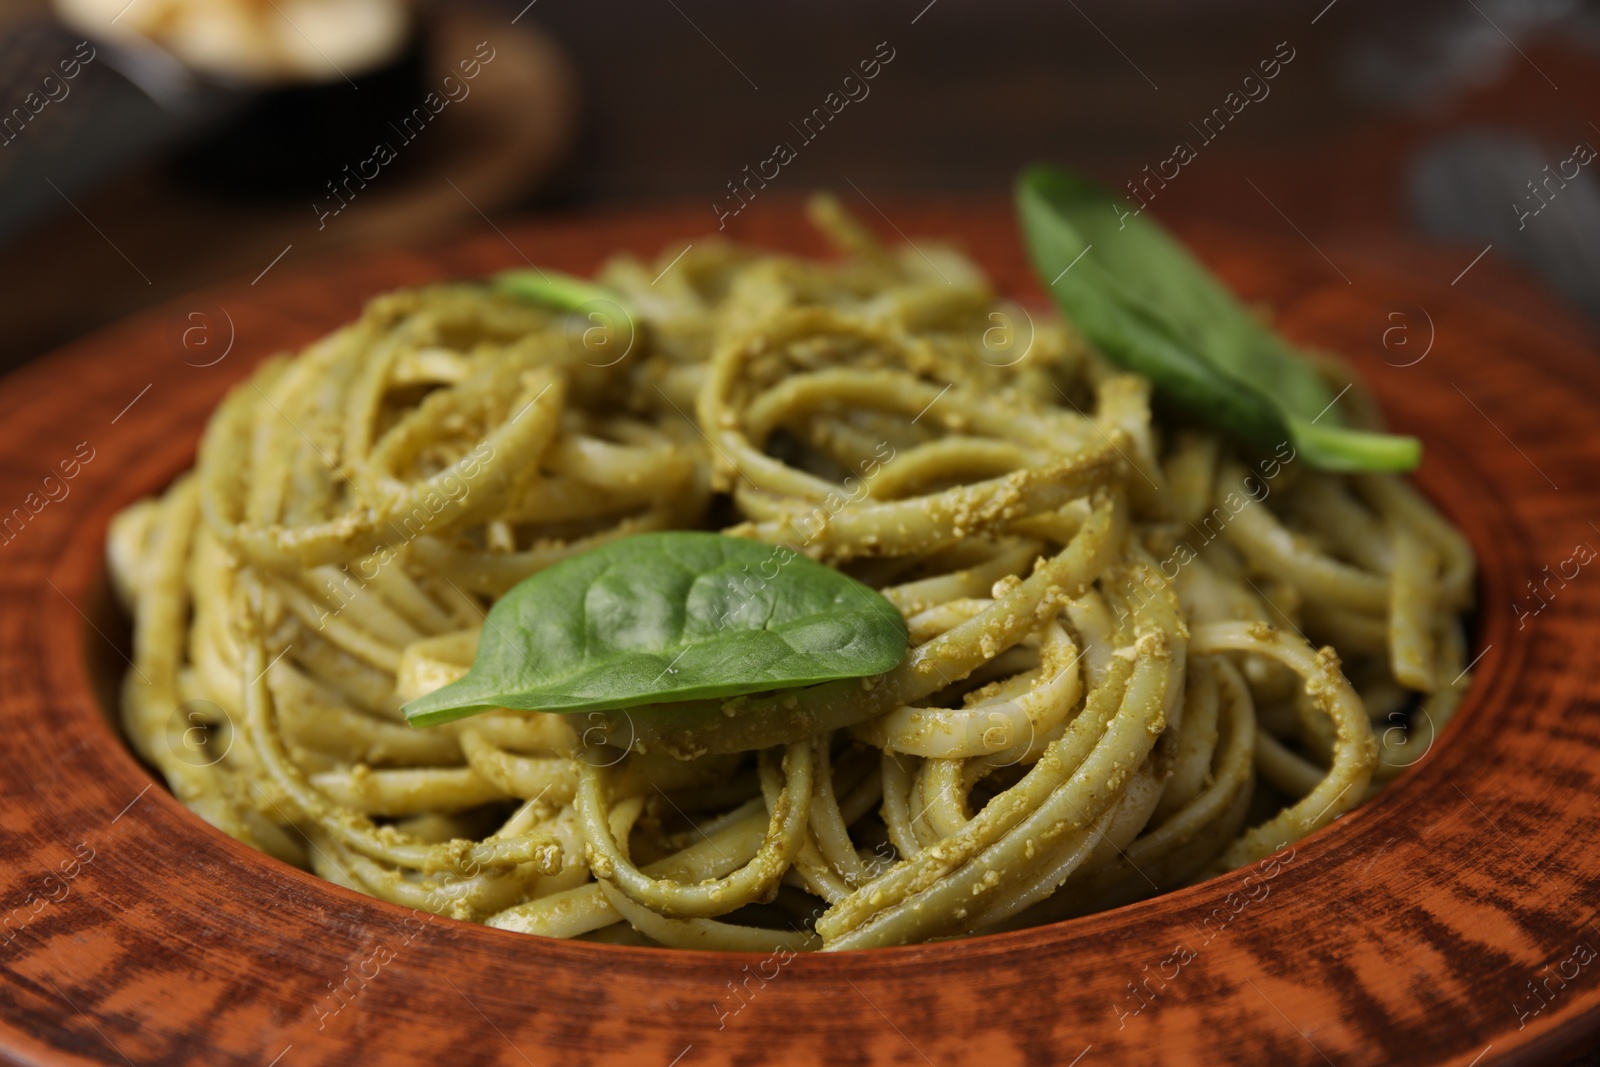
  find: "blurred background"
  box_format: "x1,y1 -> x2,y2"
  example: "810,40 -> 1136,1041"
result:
0,0 -> 1598,377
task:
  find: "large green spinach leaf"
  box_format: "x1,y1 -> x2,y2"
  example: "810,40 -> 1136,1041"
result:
404,532 -> 908,727
1016,166 -> 1420,472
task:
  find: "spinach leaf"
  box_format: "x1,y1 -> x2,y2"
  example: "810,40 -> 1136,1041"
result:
493,268 -> 627,315
495,268 -> 639,367
1016,166 -> 1420,472
403,532 -> 908,727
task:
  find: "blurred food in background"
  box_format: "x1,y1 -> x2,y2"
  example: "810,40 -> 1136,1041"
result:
53,0 -> 412,84
0,0 -> 576,367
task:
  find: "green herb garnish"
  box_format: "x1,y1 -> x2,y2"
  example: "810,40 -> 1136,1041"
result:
493,268 -> 625,314
403,532 -> 908,728
494,267 -> 638,366
1016,165 -> 1420,472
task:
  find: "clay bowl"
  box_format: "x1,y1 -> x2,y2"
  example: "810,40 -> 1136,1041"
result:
2,200 -> 1598,1067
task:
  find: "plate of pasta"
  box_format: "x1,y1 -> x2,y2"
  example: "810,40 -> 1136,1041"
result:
1,179 -> 1597,1066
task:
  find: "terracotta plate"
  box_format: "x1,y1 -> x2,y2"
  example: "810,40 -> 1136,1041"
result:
2,202 -> 1597,1067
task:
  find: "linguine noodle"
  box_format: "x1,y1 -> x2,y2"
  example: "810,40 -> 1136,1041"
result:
108,198 -> 1474,950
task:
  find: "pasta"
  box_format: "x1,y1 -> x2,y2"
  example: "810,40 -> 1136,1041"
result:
108,196 -> 1475,950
